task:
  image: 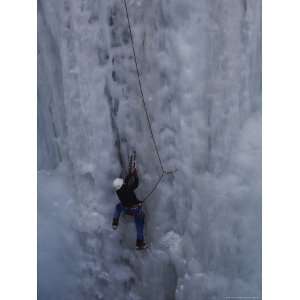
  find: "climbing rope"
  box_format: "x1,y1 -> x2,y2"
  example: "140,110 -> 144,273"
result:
122,0 -> 176,201
142,173 -> 165,201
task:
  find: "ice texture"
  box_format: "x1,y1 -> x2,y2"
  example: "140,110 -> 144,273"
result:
38,0 -> 261,299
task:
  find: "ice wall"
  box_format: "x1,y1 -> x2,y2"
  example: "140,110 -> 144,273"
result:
38,170 -> 81,300
38,0 -> 261,299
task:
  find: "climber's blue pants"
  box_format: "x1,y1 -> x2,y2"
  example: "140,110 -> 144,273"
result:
113,203 -> 145,241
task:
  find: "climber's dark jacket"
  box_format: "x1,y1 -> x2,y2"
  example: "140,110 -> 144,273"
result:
116,170 -> 140,208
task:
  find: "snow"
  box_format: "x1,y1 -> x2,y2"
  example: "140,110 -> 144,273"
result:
38,0 -> 261,299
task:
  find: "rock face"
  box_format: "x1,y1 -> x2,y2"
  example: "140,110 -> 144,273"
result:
38,0 -> 261,299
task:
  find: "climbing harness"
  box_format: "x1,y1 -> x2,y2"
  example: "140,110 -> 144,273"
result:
122,0 -> 177,202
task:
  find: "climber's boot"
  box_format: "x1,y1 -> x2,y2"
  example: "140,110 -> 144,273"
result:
112,218 -> 119,230
136,239 -> 147,250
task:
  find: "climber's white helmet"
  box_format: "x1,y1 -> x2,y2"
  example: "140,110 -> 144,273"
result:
113,178 -> 124,191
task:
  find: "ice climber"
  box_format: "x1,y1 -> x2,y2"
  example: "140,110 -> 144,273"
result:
112,158 -> 147,250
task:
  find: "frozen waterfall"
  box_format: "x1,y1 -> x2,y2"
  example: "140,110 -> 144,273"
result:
38,0 -> 261,299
